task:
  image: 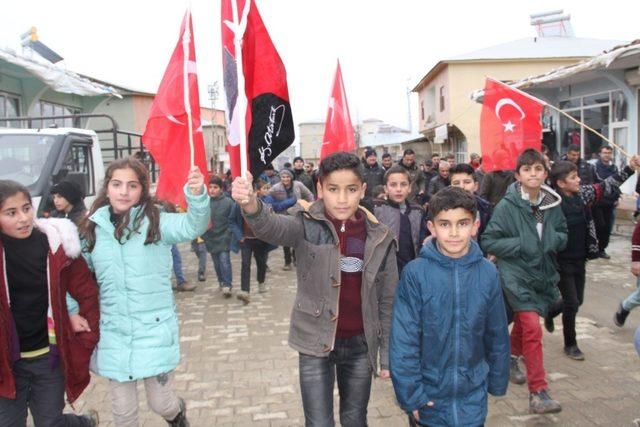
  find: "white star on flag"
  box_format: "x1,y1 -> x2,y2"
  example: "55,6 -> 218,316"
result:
502,120 -> 515,132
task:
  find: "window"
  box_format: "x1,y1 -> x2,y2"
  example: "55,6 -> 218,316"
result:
57,142 -> 95,196
38,101 -> 82,128
0,92 -> 21,128
439,86 -> 445,112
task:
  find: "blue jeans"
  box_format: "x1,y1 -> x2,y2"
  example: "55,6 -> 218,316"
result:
623,276 -> 640,312
299,334 -> 372,427
192,241 -> 207,275
210,251 -> 232,288
171,245 -> 186,285
0,354 -> 91,426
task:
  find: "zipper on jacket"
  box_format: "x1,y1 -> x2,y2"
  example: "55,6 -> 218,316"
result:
452,263 -> 460,427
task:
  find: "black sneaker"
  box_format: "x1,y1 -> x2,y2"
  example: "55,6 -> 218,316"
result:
509,355 -> 526,385
83,409 -> 99,427
614,303 -> 630,327
563,345 -> 585,361
544,315 -> 555,333
529,389 -> 562,414
599,251 -> 611,259
167,397 -> 189,426
197,272 -> 205,282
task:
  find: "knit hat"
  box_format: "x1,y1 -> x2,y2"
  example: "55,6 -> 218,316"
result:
279,169 -> 294,178
50,181 -> 84,205
364,148 -> 377,159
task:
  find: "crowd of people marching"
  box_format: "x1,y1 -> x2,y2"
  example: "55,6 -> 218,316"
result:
0,144 -> 639,426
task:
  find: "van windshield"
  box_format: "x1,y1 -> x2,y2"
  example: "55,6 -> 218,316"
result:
0,134 -> 57,187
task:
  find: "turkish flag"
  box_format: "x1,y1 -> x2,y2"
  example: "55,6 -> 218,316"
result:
480,78 -> 545,172
221,0 -> 295,179
320,60 -> 356,160
142,10 -> 207,208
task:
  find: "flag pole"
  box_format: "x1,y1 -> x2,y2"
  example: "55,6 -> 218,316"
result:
487,77 -> 630,158
231,0 -> 250,179
183,9 -> 195,168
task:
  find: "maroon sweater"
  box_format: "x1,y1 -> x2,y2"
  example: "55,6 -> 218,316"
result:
632,220 -> 640,262
329,211 -> 366,339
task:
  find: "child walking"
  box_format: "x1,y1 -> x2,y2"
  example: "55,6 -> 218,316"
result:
390,186 -> 509,426
482,149 -> 567,414
79,158 -> 209,426
0,180 -> 100,426
203,175 -> 238,297
232,152 -> 398,426
547,158 -> 638,358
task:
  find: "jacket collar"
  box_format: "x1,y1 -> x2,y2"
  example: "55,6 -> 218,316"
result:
504,182 -> 561,211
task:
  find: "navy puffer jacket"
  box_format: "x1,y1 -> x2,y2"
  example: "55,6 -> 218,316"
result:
390,240 -> 509,426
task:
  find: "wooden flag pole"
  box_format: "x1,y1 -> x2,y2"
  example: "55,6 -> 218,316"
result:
182,9 -> 195,168
544,103 -> 631,158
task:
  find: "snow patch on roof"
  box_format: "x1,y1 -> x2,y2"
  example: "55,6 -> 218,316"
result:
0,47 -> 122,98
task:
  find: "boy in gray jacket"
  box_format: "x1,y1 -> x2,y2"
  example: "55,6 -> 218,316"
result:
232,152 -> 398,426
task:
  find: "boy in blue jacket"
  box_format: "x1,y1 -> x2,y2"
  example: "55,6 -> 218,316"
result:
390,186 -> 510,426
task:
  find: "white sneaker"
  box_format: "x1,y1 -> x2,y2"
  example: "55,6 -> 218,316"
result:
258,282 -> 267,293
222,287 -> 232,298
236,291 -> 250,304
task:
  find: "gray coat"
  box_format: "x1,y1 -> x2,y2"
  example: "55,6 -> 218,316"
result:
269,181 -> 315,203
243,199 -> 398,371
374,202 -> 424,256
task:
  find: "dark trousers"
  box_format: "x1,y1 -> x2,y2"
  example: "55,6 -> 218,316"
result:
283,246 -> 296,266
299,334 -> 372,427
240,239 -> 269,293
0,354 -> 91,427
548,259 -> 586,347
593,205 -> 615,252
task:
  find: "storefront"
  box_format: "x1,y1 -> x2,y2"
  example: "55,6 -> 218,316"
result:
509,40 -> 640,166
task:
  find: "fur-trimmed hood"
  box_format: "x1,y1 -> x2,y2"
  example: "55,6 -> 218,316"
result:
33,218 -> 82,259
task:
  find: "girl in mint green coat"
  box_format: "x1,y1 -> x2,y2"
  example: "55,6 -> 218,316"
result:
80,158 -> 209,427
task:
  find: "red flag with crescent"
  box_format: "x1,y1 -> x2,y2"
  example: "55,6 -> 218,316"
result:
142,10 -> 207,208
480,78 -> 545,172
320,60 -> 356,160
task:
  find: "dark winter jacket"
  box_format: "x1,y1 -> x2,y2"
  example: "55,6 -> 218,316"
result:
362,162 -> 385,198
293,169 -> 315,195
478,170 -> 515,207
427,175 -> 450,198
390,240 -> 509,426
243,199 -> 398,371
559,165 -> 634,262
594,160 -> 620,207
400,161 -> 425,202
50,201 -> 87,226
203,194 -> 237,253
0,219 -> 99,402
481,183 -> 567,315
560,155 -> 595,185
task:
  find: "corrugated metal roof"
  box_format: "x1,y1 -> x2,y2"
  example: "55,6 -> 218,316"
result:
450,37 -> 625,61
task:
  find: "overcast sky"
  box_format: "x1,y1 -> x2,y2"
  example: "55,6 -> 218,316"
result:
1,0 -> 639,137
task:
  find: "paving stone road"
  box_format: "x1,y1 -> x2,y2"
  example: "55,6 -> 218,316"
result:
60,235 -> 640,426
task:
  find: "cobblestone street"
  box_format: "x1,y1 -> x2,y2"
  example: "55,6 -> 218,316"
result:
65,235 -> 640,426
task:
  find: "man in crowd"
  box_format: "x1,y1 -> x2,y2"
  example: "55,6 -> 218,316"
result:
562,144 -> 595,185
399,149 -> 425,203
362,148 -> 385,198
259,164 -> 281,187
593,145 -> 620,259
427,161 -> 451,199
293,156 -> 315,195
381,152 -> 393,172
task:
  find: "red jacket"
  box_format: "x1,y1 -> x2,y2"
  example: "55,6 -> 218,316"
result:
0,219 -> 99,403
